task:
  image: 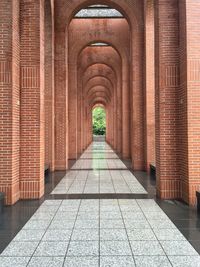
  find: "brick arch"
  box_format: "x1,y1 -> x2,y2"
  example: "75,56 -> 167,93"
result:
86,86 -> 112,99
84,78 -> 113,96
87,90 -> 111,104
83,64 -> 117,88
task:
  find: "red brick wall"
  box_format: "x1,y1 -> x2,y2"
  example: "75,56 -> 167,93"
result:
0,0 -> 20,204
44,0 -> 55,171
20,0 -> 45,199
155,0 -> 181,199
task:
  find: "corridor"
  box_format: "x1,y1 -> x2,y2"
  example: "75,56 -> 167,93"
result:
0,142 -> 199,267
52,142 -> 147,195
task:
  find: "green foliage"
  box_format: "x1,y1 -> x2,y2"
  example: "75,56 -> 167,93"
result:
92,107 -> 106,136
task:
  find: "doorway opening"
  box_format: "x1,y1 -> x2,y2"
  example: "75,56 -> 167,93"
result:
92,106 -> 106,141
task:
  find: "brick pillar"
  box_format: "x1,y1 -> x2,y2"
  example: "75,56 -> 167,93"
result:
131,28 -> 145,170
0,0 -> 20,204
155,0 -> 180,199
144,0 -> 155,172
44,0 -> 55,171
179,0 -> 200,205
122,59 -> 130,159
68,63 -> 78,159
20,0 -> 45,199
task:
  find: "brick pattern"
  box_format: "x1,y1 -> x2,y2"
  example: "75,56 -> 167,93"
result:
0,0 -> 20,205
0,0 -> 200,206
19,0 -> 45,200
155,0 -> 180,199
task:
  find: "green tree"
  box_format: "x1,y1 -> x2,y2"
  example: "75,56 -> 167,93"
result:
92,107 -> 106,135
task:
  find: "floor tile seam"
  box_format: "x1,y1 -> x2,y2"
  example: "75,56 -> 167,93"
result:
138,202 -> 200,256
26,199 -> 64,266
61,198 -> 82,267
67,169 -> 88,194
137,201 -> 174,266
118,170 -> 134,194
116,199 -> 136,266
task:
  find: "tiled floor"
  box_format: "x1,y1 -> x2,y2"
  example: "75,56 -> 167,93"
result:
0,199 -> 200,266
51,142 -> 147,195
0,141 -> 200,266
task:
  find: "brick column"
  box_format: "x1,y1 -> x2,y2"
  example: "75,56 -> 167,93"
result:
144,0 -> 155,172
55,31 -> 68,170
155,0 -> 180,199
0,0 -> 20,204
122,59 -> 130,159
20,0 -> 45,199
44,0 -> 55,171
179,0 -> 200,205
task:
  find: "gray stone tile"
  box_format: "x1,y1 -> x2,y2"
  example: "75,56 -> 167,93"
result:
148,219 -> 176,229
13,229 -> 45,241
143,212 -> 169,220
127,229 -> 156,241
160,241 -> 199,256
124,219 -> 150,229
54,211 -> 77,220
67,241 -> 99,256
100,211 -> 122,219
31,212 -> 55,220
75,219 -> 99,229
100,219 -> 124,229
134,256 -> 171,267
42,200 -> 62,206
0,257 -> 30,267
34,241 -> 69,256
130,241 -> 165,256
168,256 -> 200,267
42,229 -> 72,241
77,211 -> 99,220
122,212 -> 146,220
28,257 -> 64,267
23,219 -> 50,230
49,219 -> 75,229
154,229 -> 186,241
64,256 -> 99,267
100,229 -> 128,241
36,206 -> 59,213
100,256 -> 135,267
71,229 -> 99,241
1,241 -> 39,256
100,241 -> 132,256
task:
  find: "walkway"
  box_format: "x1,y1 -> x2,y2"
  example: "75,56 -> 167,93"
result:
0,142 -> 200,266
52,142 -> 147,195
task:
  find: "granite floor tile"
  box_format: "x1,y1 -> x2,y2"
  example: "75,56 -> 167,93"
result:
100,256 -> 135,267
71,229 -> 99,241
134,256 -> 171,267
64,256 -> 99,267
34,241 -> 69,256
160,241 -> 198,256
75,219 -> 99,229
42,229 -> 72,241
13,229 -> 45,242
49,219 -> 75,229
27,256 -> 64,267
23,219 -> 51,230
100,241 -> 132,256
130,241 -> 165,256
100,229 -> 128,241
67,241 -> 99,256
168,256 -> 200,267
0,256 -> 30,267
127,229 -> 156,241
1,241 -> 39,256
153,228 -> 186,241
100,219 -> 124,229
